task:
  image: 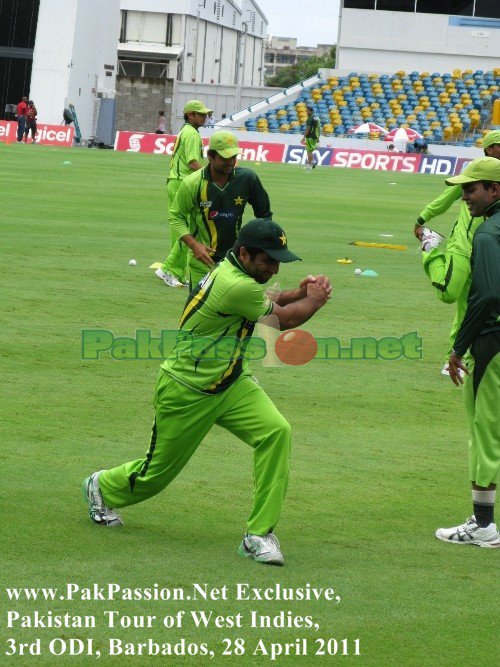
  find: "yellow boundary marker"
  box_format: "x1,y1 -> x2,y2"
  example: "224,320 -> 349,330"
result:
350,241 -> 407,251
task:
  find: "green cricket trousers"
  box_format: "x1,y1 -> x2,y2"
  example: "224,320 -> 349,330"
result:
99,371 -> 291,535
464,332 -> 500,488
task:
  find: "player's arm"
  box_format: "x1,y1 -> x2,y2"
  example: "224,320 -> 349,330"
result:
248,175 -> 272,219
414,185 -> 462,238
170,177 -> 214,267
184,133 -> 203,171
301,118 -> 311,143
271,276 -> 331,330
449,231 -> 500,384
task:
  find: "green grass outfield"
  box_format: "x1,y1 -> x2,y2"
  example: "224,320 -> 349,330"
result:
1,143 -> 496,666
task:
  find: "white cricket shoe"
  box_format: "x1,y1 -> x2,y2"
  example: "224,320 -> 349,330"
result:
238,532 -> 284,565
435,516 -> 500,547
155,267 -> 183,287
303,165 -> 312,172
82,472 -> 123,527
420,227 -> 445,252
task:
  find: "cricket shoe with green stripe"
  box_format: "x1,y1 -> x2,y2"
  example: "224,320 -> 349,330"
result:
82,472 -> 123,527
238,532 -> 284,565
435,516 -> 500,547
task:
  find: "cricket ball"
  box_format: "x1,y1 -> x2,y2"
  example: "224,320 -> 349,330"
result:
275,329 -> 318,366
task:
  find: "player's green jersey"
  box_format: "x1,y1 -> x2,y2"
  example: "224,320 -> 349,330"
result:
161,252 -> 273,393
305,114 -> 320,141
168,123 -> 203,181
453,201 -> 500,356
418,184 -> 483,257
169,164 -> 272,262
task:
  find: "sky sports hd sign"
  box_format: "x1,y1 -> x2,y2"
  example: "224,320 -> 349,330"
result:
112,131 -> 475,176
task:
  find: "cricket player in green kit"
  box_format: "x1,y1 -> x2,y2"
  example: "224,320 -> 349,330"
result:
155,100 -> 212,288
301,106 -> 320,172
83,219 -> 332,565
169,130 -> 272,289
414,130 -> 500,374
434,157 -> 500,548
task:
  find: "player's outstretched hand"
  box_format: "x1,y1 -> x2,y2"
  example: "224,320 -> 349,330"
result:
448,353 -> 468,386
298,275 -> 316,296
314,275 -> 332,298
414,224 -> 424,240
192,241 -> 215,267
306,274 -> 331,307
299,275 -> 332,298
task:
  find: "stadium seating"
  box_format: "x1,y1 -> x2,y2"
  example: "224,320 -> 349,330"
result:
244,69 -> 500,147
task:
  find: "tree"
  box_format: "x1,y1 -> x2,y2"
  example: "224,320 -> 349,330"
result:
266,46 -> 336,88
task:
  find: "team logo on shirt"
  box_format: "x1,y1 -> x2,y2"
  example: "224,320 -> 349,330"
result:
209,211 -> 235,219
199,200 -> 212,207
234,196 -> 244,205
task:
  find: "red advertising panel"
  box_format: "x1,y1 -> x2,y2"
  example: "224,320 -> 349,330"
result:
0,120 -> 74,146
114,131 -> 286,162
35,124 -> 74,146
331,149 -> 422,172
0,120 -> 16,141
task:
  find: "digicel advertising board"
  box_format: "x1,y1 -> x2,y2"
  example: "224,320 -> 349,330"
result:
0,120 -> 74,146
114,131 -> 286,163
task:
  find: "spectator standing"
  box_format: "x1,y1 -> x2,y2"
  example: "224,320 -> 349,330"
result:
16,96 -> 28,143
24,101 -> 37,143
156,111 -> 166,134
